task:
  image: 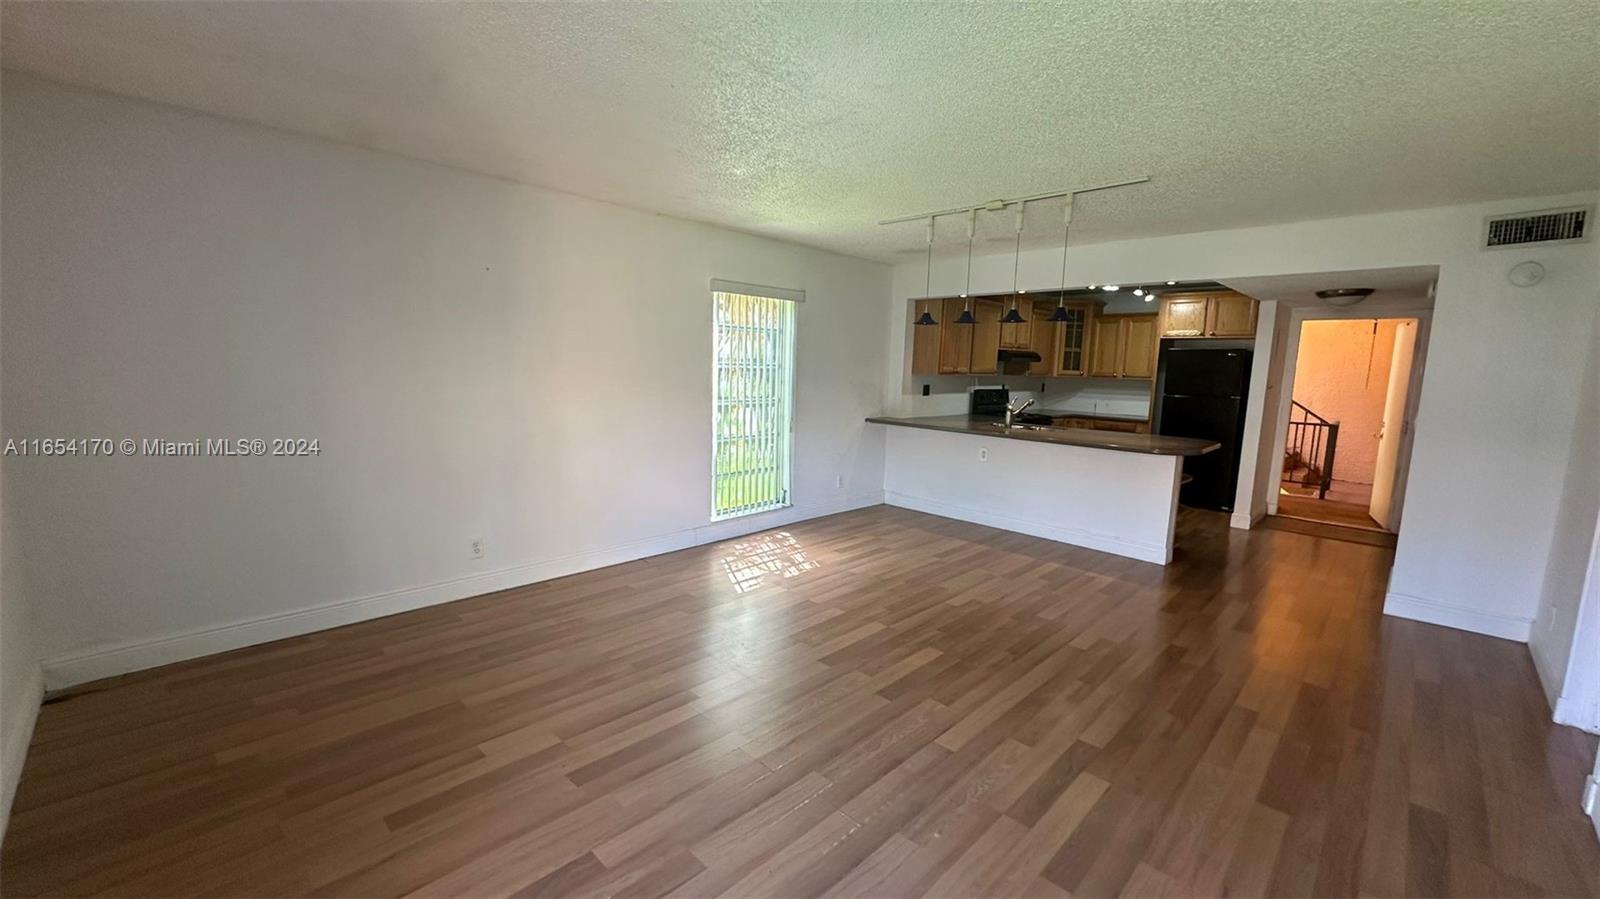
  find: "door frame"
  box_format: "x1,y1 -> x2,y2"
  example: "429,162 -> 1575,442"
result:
1265,304 -> 1434,526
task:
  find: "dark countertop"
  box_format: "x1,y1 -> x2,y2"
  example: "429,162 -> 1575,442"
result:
867,415 -> 1219,457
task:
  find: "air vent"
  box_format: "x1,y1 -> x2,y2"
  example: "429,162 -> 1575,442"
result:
1482,206 -> 1590,249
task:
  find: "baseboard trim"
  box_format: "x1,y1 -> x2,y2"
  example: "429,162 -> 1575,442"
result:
1,664 -> 44,842
1382,590 -> 1533,642
1230,508 -> 1265,531
1553,694 -> 1600,736
883,491 -> 1169,565
42,492 -> 885,689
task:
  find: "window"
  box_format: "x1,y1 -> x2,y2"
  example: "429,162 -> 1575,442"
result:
711,288 -> 796,520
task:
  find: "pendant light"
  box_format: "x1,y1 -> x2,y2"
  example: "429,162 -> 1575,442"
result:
1001,203 -> 1027,324
1048,199 -> 1075,322
914,217 -> 938,325
953,209 -> 977,324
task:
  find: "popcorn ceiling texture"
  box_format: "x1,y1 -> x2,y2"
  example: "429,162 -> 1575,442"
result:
3,1 -> 1596,262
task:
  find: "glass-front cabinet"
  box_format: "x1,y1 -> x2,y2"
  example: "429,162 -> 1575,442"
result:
1052,303 -> 1092,376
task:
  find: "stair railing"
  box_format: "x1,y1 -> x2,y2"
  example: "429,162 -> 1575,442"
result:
1282,400 -> 1340,500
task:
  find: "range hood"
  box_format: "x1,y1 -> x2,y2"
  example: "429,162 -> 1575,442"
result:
997,349 -> 1042,373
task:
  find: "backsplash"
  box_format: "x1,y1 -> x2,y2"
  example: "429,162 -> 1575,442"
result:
893,373 -> 1152,419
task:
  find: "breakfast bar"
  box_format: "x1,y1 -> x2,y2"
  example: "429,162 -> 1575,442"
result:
867,415 -> 1219,564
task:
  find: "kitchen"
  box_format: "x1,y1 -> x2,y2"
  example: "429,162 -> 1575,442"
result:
870,285 -> 1260,564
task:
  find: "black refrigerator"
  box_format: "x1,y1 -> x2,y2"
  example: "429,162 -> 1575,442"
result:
1158,348 -> 1252,513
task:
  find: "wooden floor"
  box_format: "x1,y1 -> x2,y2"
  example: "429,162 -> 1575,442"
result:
4,507 -> 1597,898
1275,495 -> 1389,533
1262,514 -> 1400,549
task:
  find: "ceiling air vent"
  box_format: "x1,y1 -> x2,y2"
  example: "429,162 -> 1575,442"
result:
1482,206 -> 1591,249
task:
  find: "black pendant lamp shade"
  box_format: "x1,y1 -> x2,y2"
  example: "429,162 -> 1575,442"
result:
954,306 -> 976,324
915,309 -> 938,326
1002,304 -> 1026,324
952,210 -> 978,324
1047,301 -> 1073,323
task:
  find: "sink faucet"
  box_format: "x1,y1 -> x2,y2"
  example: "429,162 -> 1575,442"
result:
1005,397 -> 1035,428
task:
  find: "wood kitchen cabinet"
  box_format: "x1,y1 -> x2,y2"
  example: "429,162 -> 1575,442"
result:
1121,316 -> 1159,378
1088,313 -> 1159,379
910,300 -> 942,374
1206,292 -> 1258,338
1049,302 -> 1094,377
968,298 -> 1004,374
937,298 -> 973,373
1026,299 -> 1058,376
1159,291 -> 1258,339
998,296 -> 1032,350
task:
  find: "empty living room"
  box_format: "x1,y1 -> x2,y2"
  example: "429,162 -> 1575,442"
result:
2,2 -> 1599,897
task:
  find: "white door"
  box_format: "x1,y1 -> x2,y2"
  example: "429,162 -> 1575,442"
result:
1369,321 -> 1417,530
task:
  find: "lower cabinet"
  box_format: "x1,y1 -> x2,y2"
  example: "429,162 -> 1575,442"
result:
1051,417 -> 1151,434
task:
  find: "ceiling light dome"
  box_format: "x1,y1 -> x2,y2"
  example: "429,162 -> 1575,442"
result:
1315,287 -> 1375,307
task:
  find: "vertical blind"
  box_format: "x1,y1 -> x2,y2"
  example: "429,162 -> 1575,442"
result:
712,291 -> 795,520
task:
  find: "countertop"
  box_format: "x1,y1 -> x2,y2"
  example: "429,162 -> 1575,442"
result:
866,415 -> 1219,457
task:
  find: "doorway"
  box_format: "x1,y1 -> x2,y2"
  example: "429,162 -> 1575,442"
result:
1269,311 -> 1429,542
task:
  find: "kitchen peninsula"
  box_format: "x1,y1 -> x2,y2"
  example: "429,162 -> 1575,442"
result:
867,414 -> 1218,565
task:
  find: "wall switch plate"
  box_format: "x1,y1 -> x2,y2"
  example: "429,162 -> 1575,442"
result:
978,447 -> 989,462
470,538 -> 484,560
835,475 -> 844,489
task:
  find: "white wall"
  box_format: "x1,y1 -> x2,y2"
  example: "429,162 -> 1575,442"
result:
0,152 -> 44,836
1,74 -> 891,687
1530,246 -> 1600,730
887,190 -> 1600,643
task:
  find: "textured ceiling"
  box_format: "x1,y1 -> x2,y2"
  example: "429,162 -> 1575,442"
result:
3,1 -> 1597,262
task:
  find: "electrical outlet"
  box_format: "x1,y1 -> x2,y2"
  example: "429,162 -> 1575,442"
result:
470,538 -> 484,560
978,447 -> 989,462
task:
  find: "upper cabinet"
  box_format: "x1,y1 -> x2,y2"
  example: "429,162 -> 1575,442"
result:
910,300 -> 942,375
969,298 -> 1004,375
1088,313 -> 1159,379
938,298 -> 974,373
1051,302 -> 1093,377
998,296 -> 1032,350
1206,292 -> 1258,338
906,294 -> 1114,379
1159,291 -> 1258,339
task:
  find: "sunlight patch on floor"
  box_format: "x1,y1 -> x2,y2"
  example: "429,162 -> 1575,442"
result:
721,531 -> 820,594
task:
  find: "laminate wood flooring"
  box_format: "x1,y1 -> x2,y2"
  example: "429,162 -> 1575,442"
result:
3,506 -> 1596,898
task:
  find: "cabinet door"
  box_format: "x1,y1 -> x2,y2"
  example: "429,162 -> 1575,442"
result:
969,298 -> 1004,374
1161,296 -> 1209,338
938,298 -> 973,373
1206,293 -> 1258,338
1087,317 -> 1124,377
910,300 -> 942,375
1120,315 -> 1159,379
1027,300 -> 1057,376
999,296 -> 1032,349
1054,304 -> 1091,376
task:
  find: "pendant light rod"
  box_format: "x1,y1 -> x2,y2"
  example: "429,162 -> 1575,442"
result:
923,217 -> 934,297
1012,203 -> 1025,293
1058,200 -> 1074,291
877,176 -> 1149,226
961,210 -> 976,298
